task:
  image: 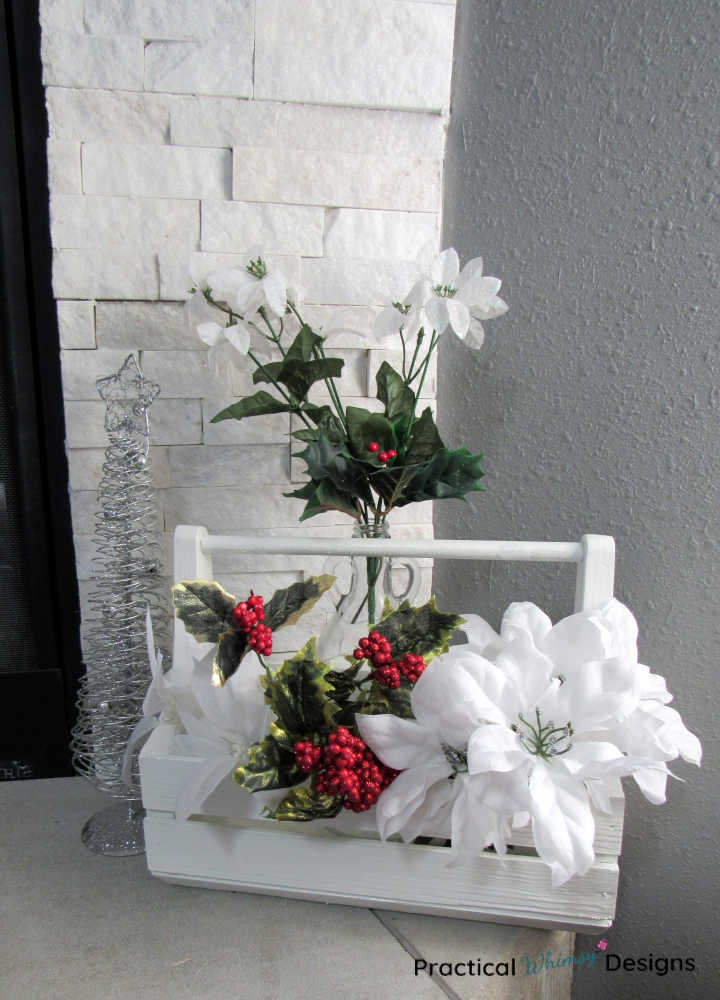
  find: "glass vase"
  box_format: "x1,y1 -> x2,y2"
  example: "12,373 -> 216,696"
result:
315,522 -> 421,662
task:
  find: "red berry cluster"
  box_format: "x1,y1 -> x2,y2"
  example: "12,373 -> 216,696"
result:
352,632 -> 426,688
231,591 -> 272,656
366,441 -> 397,464
294,727 -> 399,812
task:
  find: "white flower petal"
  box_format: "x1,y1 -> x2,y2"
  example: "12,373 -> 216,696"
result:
424,295 -> 451,334
501,602 -> 553,647
528,760 -> 596,885
633,765 -> 669,804
448,773 -> 503,862
263,270 -> 288,317
544,656 -> 639,730
467,724 -> 526,773
456,613 -> 502,658
356,713 -> 442,770
405,278 -> 433,309
196,321 -> 225,347
375,764 -> 453,841
445,298 -> 470,340
463,318 -> 485,350
374,305 -> 404,339
458,273 -> 502,305
454,256 -> 484,290
471,295 -> 509,321
430,248 -> 460,286
224,322 -> 251,355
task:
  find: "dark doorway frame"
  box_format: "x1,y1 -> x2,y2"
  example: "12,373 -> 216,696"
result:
1,0 -> 83,777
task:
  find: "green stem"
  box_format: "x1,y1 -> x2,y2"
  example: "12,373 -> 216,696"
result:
405,329 -> 425,383
403,330 -> 439,445
288,301 -> 348,432
400,329 -> 408,380
258,307 -> 286,357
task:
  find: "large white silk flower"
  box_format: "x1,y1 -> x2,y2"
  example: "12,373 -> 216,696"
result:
359,599 -> 700,885
412,247 -> 508,349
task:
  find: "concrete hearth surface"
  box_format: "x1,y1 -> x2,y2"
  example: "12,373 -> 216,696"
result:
1,778 -> 573,999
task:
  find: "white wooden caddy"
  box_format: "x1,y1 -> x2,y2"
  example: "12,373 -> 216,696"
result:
140,528 -> 622,931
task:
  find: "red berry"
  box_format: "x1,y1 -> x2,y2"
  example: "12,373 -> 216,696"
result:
353,648 -> 364,660
387,449 -> 397,459
378,452 -> 388,463
367,441 -> 379,453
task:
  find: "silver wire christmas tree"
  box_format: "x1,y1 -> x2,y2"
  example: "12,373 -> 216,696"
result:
71,354 -> 169,855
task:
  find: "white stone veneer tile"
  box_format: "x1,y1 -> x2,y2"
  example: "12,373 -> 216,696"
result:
46,88 -> 171,144
82,143 -> 231,200
145,40 -> 252,97
324,209 -> 438,261
301,258 -> 419,306
41,34 -> 144,90
56,300 -> 96,349
202,201 -> 324,256
158,250 -> 301,301
233,146 -> 440,212
61,348 -> 136,399
254,0 -> 454,112
95,301 -> 199,350
46,140 -> 82,194
52,248 -> 159,300
166,444 -> 290,487
50,195 -> 199,250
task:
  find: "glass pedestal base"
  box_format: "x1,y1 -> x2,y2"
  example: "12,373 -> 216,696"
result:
81,799 -> 146,856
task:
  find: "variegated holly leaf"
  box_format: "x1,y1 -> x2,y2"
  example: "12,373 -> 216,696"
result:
171,579 -> 237,643
269,786 -> 343,821
212,629 -> 248,687
264,574 -> 336,631
233,722 -> 304,792
262,638 -> 339,735
376,597 -> 464,663
355,678 -> 415,720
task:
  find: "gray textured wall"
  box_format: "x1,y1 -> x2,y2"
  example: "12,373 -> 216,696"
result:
436,1 -> 719,997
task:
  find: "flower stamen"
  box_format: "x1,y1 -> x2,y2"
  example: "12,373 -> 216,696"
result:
511,708 -> 574,761
433,283 -> 457,298
441,741 -> 468,774
246,256 -> 267,279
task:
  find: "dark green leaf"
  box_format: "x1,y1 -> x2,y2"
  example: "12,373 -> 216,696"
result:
210,391 -> 292,422
285,480 -> 360,521
233,723 -> 304,792
302,403 -> 346,443
264,575 -> 336,631
171,579 -> 237,643
295,436 -> 373,503
394,447 -> 484,505
404,407 -> 445,464
269,786 -> 343,821
262,638 -> 339,735
326,661 -> 364,706
291,429 -> 320,443
375,597 -> 464,663
285,324 -> 324,362
345,406 -> 396,462
376,361 -> 415,425
212,628 -> 248,686
254,357 -> 344,401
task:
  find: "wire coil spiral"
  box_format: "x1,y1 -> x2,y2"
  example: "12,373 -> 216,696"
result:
71,355 -> 169,799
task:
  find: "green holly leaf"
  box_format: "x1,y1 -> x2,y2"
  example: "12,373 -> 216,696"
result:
212,628 -> 249,686
264,574 -> 336,631
301,402 -> 346,443
254,357 -> 344,401
404,407 -> 445,464
171,579 -> 237,643
295,436 -> 373,503
376,361 -> 415,425
285,479 -> 360,521
394,447 -> 484,505
210,391 -> 293,422
345,406 -> 396,462
262,638 -> 339,735
233,723 -> 304,792
355,678 -> 415,720
375,597 -> 464,663
326,660 -> 363,707
269,786 -> 343,821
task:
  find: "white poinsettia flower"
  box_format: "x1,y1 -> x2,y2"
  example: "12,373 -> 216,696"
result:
409,246 -> 508,349
171,649 -> 272,820
357,653 -> 532,856
206,258 -> 289,319
373,279 -> 434,342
